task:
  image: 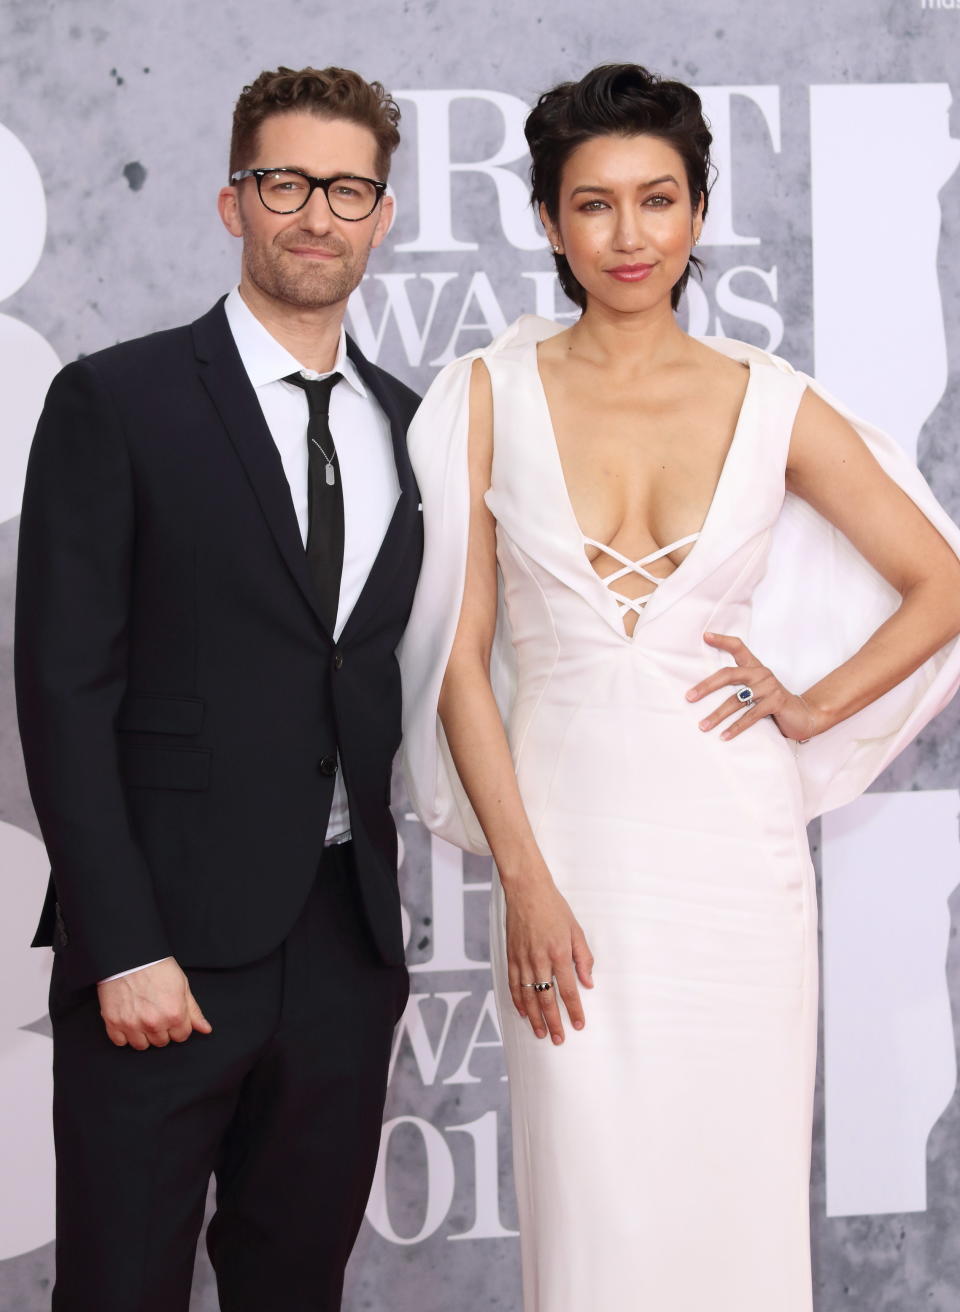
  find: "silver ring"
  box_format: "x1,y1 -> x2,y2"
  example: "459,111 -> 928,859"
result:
520,983 -> 536,989
533,980 -> 553,992
736,686 -> 755,707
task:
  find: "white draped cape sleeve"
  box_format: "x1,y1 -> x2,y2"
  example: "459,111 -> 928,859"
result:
398,324 -> 960,853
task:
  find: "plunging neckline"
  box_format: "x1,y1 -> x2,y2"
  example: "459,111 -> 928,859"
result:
530,337 -> 755,639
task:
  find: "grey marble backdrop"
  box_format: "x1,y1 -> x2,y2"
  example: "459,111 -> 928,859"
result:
1,1 -> 959,1309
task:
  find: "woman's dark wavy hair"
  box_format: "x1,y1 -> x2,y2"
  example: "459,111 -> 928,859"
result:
525,64 -> 712,312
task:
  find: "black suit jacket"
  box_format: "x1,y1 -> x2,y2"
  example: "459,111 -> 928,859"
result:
15,298 -> 422,989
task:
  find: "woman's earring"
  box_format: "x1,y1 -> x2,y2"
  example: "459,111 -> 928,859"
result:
552,244 -> 561,254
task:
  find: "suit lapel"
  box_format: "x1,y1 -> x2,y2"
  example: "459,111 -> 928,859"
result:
192,302 -> 420,642
339,336 -> 421,643
192,301 -> 331,634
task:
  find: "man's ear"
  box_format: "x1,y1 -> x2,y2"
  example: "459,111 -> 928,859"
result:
371,192 -> 395,249
218,186 -> 243,239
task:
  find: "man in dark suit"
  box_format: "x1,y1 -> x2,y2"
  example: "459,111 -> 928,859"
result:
15,66 -> 421,1312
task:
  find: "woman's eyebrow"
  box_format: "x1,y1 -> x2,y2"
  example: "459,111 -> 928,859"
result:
569,174 -> 679,197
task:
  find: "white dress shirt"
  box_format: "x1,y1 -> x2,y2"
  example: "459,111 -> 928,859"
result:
100,288 -> 399,983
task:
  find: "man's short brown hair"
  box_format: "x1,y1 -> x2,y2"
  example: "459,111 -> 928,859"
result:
229,66 -> 401,182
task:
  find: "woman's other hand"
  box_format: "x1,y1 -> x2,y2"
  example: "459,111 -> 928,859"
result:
502,867 -> 594,1044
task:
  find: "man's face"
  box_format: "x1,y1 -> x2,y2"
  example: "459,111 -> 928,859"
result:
219,110 -> 393,311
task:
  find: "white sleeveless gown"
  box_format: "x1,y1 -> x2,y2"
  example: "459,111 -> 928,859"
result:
399,316 -> 960,1311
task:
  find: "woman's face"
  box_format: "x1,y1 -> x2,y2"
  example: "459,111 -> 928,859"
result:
543,132 -> 703,316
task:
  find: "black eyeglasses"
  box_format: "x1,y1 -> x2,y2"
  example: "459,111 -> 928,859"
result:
230,168 -> 387,221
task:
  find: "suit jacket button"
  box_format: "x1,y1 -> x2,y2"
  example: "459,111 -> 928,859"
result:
319,757 -> 338,777
333,652 -> 344,669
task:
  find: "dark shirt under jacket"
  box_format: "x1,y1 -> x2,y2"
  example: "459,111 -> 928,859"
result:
16,297 -> 423,990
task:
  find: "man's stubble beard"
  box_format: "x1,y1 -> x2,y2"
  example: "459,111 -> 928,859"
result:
243,232 -> 372,311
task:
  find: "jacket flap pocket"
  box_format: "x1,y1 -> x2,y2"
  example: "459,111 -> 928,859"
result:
118,695 -> 204,736
120,745 -> 211,791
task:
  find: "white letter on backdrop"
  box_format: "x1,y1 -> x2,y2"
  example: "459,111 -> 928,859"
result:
393,90 -> 544,253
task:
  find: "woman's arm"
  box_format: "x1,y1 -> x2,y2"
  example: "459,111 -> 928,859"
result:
690,387 -> 960,739
437,360 -> 593,1043
785,388 -> 960,728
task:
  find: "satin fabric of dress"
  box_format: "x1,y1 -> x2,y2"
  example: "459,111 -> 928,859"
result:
399,317 -> 960,1311
401,318 -> 960,853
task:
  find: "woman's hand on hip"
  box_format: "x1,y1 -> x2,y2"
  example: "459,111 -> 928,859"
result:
686,631 -> 821,742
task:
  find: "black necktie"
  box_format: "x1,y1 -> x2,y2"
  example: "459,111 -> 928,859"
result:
284,372 -> 343,630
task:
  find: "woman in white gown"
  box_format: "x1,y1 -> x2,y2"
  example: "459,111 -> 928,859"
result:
399,64 -> 960,1311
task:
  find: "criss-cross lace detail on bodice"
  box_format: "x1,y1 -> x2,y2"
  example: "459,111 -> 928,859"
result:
524,330 -> 756,640
583,532 -> 702,627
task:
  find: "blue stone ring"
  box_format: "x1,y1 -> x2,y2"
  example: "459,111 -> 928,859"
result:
736,686 -> 756,708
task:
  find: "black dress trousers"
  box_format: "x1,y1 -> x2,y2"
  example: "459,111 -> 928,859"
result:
49,843 -> 408,1312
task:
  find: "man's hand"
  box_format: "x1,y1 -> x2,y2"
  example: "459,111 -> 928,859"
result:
96,958 -> 213,1050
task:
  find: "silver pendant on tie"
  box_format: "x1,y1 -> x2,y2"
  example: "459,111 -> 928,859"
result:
311,437 -> 337,486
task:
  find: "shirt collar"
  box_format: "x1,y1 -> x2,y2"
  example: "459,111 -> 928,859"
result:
223,286 -> 367,398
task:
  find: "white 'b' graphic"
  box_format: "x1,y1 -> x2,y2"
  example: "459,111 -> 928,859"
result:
0,121 -> 58,1261
821,792 -> 960,1217
0,121 -> 60,524
810,84 -> 960,1218
810,84 -> 960,459
0,822 -> 54,1259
